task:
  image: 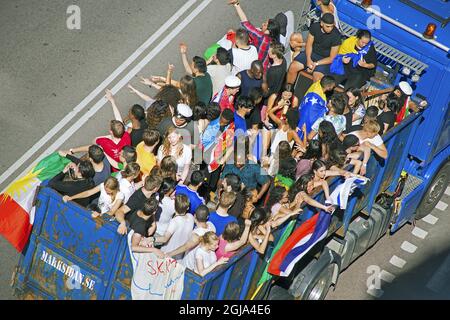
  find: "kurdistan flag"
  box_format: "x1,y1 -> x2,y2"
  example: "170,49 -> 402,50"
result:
0,153 -> 71,252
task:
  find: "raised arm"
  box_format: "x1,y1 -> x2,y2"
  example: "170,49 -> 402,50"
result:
105,89 -> 123,122
228,0 -> 248,22
179,43 -> 193,75
127,84 -> 154,103
225,220 -> 251,252
248,224 -> 271,254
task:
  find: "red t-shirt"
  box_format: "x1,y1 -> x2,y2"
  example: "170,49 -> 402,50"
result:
96,132 -> 131,163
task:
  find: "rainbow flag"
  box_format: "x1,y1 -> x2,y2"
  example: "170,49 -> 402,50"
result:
0,152 -> 71,252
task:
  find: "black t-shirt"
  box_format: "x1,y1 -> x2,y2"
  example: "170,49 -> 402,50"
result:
309,22 -> 341,58
343,110 -> 353,133
266,59 -> 287,97
377,110 -> 395,135
228,192 -> 246,218
246,104 -> 262,129
346,44 -> 378,78
126,210 -> 155,237
48,172 -> 95,207
125,189 -> 162,221
130,120 -> 149,147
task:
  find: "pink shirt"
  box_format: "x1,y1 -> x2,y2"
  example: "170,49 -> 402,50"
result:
215,236 -> 235,260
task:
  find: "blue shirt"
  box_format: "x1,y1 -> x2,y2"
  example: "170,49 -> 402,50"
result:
208,212 -> 237,236
221,160 -> 269,190
234,112 -> 247,138
175,185 -> 205,214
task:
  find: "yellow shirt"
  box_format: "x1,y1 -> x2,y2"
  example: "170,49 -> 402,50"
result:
136,141 -> 156,175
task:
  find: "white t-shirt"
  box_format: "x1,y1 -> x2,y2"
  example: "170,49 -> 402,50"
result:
351,131 -> 384,147
352,104 -> 366,126
207,64 -> 232,96
157,144 -> 192,176
118,178 -> 136,203
193,222 -> 216,237
182,246 -> 217,274
312,114 -> 347,137
156,196 -> 175,236
161,214 -> 195,260
231,46 -> 258,75
97,183 -> 125,214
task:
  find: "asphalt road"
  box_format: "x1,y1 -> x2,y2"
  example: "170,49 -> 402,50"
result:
0,0 -> 304,300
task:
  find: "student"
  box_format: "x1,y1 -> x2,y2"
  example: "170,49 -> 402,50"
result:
62,176 -> 124,219
160,156 -> 178,181
317,120 -> 340,162
234,96 -> 254,137
346,105 -> 379,133
156,178 -> 177,237
289,32 -> 305,61
207,47 -> 233,96
212,75 -> 241,112
287,13 -> 341,83
377,94 -> 399,135
95,120 -> 132,164
116,174 -> 163,235
348,120 -> 388,160
268,104 -> 303,157
208,191 -> 238,236
156,103 -> 195,148
237,60 -> 264,97
136,129 -> 160,176
175,170 -> 206,214
182,232 -> 229,276
157,126 -> 193,184
264,42 -> 287,97
166,205 -> 216,258
118,163 -> 141,203
49,160 -> 95,207
248,208 -> 273,255
216,220 -> 251,260
128,82 -> 181,113
295,139 -> 322,179
220,173 -> 244,218
155,194 -> 195,260
107,145 -> 138,174
228,28 -> 259,75
58,144 -> 111,187
129,195 -> 165,258
288,174 -> 335,213
178,43 -> 213,105
343,88 -> 366,131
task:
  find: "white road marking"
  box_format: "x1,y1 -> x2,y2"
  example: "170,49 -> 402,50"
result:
412,226 -> 428,239
401,241 -> 417,253
379,270 -> 396,283
422,214 -> 438,225
0,0 -> 198,191
436,201 -> 448,211
389,256 -> 406,269
366,287 -> 384,298
1,0 -> 212,193
445,186 -> 450,196
426,253 -> 450,294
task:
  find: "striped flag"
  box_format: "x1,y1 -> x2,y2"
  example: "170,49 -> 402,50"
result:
268,211 -> 332,277
0,153 -> 70,252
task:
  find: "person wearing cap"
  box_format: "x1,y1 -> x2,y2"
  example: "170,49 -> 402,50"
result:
212,75 -> 241,112
287,13 -> 341,84
227,0 -> 280,73
330,29 -> 377,90
234,96 -> 254,138
157,103 -> 195,149
393,81 -> 418,124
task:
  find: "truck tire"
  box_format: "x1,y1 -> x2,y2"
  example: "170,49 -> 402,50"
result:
415,161 -> 450,220
302,264 -> 335,300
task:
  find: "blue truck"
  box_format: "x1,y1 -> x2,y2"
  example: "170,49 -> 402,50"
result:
12,0 -> 449,300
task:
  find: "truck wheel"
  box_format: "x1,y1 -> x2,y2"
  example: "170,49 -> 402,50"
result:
303,264 -> 335,300
415,162 -> 450,220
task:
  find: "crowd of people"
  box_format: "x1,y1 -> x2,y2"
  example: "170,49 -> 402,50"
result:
50,0 -> 418,277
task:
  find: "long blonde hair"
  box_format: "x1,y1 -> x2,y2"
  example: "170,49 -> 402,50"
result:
162,126 -> 184,157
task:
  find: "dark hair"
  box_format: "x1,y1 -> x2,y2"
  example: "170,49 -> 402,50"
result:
158,177 -> 177,200
78,160 -> 95,180
387,95 -> 401,113
195,205 -> 210,222
318,120 -> 339,145
250,207 -> 269,232
221,108 -> 235,122
321,0 -> 331,4
302,139 -> 321,160
276,140 -> 292,159
266,186 -> 287,212
286,108 -> 299,130
250,60 -> 264,72
190,170 -> 205,187
312,159 -> 327,173
142,194 -> 159,217
321,13 -> 335,25
154,85 -> 182,110
193,56 -> 207,74
328,142 -> 347,168
130,104 -> 145,121
320,75 -> 336,89
89,145 -> 105,164
121,162 -> 140,179
236,96 -> 254,110
121,145 -> 137,163
236,28 -> 250,44
343,134 -> 359,150
289,173 -> 314,201
356,29 -> 372,40
249,87 -> 264,105
267,19 -> 281,42
270,41 -> 285,59
142,129 -> 160,147
216,47 -> 231,65
193,103 -> 207,121
279,157 -> 297,181
365,105 -> 379,119
329,93 -> 346,115
224,173 -> 242,192
207,102 -> 221,121
346,88 -> 364,109
222,222 -> 241,242
146,100 -> 171,129
180,75 -> 198,107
